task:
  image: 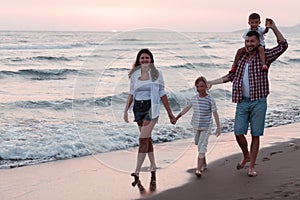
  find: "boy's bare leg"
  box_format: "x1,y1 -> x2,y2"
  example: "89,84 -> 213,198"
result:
200,157 -> 207,172
195,154 -> 205,177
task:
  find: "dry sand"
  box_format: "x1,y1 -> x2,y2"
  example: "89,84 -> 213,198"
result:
1,123 -> 300,200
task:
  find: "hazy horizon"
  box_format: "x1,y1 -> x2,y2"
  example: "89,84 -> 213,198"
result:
1,0 -> 299,32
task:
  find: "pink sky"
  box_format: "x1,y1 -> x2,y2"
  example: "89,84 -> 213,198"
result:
0,0 -> 299,32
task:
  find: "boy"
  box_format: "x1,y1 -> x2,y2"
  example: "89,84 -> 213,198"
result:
175,76 -> 221,177
230,13 -> 269,73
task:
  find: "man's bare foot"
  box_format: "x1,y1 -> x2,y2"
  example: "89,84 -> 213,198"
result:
248,168 -> 257,177
236,158 -> 250,170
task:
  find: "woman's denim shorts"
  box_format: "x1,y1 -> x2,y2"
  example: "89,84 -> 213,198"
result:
133,99 -> 151,122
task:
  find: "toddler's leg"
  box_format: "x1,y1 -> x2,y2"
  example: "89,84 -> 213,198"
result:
230,47 -> 245,73
259,46 -> 268,71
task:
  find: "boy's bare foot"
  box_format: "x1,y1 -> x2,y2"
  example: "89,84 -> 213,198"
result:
200,164 -> 207,172
195,169 -> 202,178
262,64 -> 269,71
229,65 -> 237,73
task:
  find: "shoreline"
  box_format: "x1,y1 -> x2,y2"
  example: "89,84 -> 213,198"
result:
2,119 -> 300,170
1,123 -> 300,200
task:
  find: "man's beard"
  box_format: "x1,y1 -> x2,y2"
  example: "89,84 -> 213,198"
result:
246,45 -> 258,53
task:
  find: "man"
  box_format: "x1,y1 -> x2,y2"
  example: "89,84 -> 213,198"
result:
209,18 -> 288,177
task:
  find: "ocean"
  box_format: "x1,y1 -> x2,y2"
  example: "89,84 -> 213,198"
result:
0,29 -> 299,169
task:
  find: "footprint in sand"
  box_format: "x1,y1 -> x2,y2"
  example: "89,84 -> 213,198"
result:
270,151 -> 283,156
262,157 -> 270,161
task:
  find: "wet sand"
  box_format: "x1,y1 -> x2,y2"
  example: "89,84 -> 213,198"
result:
1,123 -> 299,200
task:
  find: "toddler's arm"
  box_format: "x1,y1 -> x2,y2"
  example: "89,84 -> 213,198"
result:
263,27 -> 269,34
263,19 -> 271,34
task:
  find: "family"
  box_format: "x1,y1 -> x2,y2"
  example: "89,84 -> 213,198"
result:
123,14 -> 288,194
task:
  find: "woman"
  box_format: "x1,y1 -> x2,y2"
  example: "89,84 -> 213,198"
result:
124,49 -> 175,193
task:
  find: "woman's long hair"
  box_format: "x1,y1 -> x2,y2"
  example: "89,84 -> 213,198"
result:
128,49 -> 159,81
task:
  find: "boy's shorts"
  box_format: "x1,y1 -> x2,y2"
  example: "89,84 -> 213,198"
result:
194,129 -> 211,154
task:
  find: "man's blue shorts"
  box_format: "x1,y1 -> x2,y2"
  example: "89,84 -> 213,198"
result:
234,97 -> 267,136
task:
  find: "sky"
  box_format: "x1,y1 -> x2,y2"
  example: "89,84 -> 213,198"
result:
0,0 -> 299,32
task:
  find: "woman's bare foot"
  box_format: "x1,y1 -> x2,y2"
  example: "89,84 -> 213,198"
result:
149,171 -> 156,192
131,173 -> 140,187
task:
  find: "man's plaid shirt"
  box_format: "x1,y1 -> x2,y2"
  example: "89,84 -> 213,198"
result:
224,40 -> 288,103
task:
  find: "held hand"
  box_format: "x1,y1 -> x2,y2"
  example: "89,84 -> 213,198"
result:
171,119 -> 177,125
169,113 -> 176,124
124,112 -> 129,123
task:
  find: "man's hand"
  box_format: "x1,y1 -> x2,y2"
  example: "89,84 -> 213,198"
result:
207,81 -> 213,89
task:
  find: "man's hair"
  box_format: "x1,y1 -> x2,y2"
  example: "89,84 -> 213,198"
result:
246,30 -> 260,40
249,13 -> 260,20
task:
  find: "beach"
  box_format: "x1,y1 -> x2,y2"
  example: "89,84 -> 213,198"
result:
0,30 -> 299,200
1,30 -> 299,169
1,123 -> 299,200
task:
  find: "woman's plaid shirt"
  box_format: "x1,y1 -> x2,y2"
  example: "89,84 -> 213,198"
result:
224,40 -> 288,103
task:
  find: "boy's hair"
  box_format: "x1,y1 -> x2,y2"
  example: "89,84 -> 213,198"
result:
195,76 -> 208,86
249,13 -> 260,20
